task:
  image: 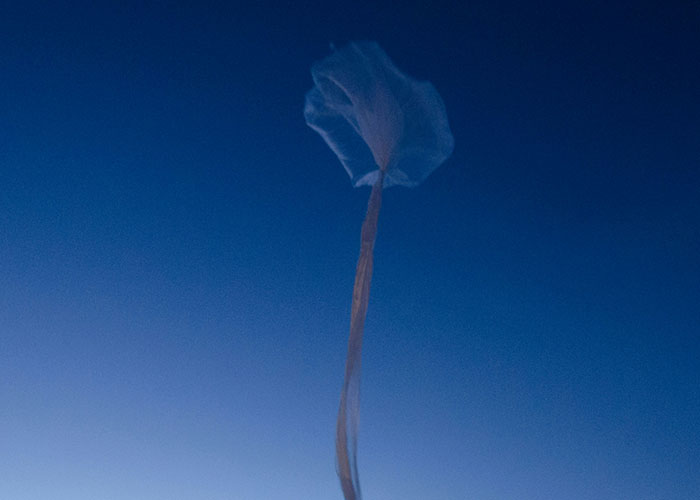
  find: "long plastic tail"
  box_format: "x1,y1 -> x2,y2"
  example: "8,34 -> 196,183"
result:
336,172 -> 385,500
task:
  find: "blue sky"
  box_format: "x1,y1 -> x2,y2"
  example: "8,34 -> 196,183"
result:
1,2 -> 699,499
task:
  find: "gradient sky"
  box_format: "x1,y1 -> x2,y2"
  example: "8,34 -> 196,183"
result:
1,2 -> 699,499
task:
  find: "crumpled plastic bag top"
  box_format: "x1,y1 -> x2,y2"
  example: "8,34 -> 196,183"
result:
304,41 -> 454,188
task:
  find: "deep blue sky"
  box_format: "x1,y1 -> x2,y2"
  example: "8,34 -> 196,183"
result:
1,2 -> 699,499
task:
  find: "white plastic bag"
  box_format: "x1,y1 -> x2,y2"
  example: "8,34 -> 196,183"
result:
304,41 -> 453,500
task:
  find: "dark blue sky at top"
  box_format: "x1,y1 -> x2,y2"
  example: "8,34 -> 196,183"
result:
1,2 -> 698,499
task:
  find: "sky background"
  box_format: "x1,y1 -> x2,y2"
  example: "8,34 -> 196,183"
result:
1,1 -> 699,499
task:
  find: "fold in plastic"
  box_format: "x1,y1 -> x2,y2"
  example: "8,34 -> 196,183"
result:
304,41 -> 454,188
335,171 -> 384,500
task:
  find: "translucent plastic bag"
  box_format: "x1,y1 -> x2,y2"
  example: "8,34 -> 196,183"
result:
304,41 -> 453,500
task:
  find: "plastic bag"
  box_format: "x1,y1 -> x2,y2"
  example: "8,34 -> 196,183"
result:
304,41 -> 454,500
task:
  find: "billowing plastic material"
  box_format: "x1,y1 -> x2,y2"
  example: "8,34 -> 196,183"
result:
304,41 -> 454,188
304,41 -> 454,500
